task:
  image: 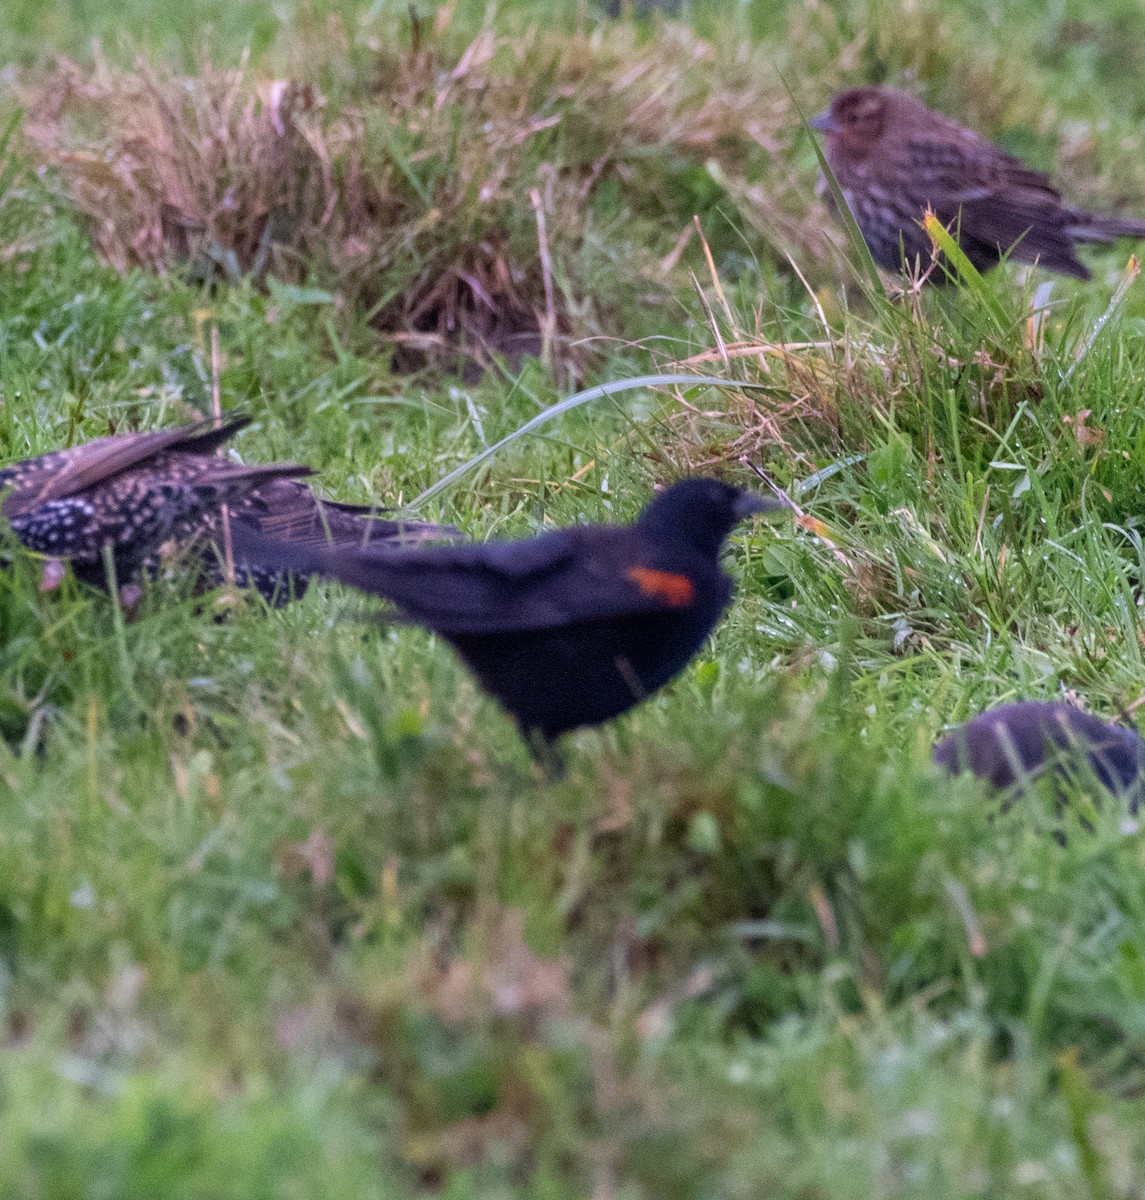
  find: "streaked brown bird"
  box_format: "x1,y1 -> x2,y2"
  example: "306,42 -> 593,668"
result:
0,416 -> 451,600
809,85 -> 1145,280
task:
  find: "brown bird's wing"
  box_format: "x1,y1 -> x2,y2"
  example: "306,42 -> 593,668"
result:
230,522 -> 715,634
903,135 -> 1089,276
1,416 -> 252,517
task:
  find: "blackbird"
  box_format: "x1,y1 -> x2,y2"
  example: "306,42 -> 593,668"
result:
231,478 -> 779,757
933,700 -> 1145,803
809,85 -> 1145,280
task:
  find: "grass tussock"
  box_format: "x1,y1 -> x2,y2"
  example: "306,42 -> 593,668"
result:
24,59 -> 317,281
21,18 -> 835,378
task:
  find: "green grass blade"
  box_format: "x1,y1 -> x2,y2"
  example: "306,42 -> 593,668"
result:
923,212 -> 1012,332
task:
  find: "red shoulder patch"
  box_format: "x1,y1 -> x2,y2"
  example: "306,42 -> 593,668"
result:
626,566 -> 695,607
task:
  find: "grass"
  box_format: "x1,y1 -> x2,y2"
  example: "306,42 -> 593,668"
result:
7,0 -> 1145,1195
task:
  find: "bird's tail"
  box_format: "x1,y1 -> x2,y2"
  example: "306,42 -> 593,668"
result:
1065,209 -> 1145,245
203,462 -> 315,506
310,499 -> 459,549
229,520 -> 402,596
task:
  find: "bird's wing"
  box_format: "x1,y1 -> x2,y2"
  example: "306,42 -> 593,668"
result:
1,417 -> 251,516
189,460 -> 315,493
903,134 -> 1059,204
900,134 -> 1088,273
237,482 -> 456,549
231,522 -> 714,633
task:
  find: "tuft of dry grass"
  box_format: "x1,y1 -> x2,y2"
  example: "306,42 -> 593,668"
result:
23,57 -> 317,280
16,1 -> 1133,386
20,17 -> 838,378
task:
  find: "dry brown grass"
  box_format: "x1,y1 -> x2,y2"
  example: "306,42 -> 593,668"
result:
646,266 -> 1046,479
19,16 -> 839,377
24,58 -> 319,280
15,1 -> 1071,389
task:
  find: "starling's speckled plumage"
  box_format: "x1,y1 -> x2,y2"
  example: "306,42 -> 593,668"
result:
0,417 -> 311,586
810,86 -> 1145,279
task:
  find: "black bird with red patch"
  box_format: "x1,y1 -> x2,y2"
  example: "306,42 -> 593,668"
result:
232,478 -> 778,754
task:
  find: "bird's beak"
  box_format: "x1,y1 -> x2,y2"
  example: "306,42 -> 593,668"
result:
807,109 -> 836,133
733,492 -> 785,520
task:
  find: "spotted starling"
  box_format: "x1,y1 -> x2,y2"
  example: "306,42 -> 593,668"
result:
229,478 -> 777,760
0,416 -> 311,587
809,86 -> 1145,280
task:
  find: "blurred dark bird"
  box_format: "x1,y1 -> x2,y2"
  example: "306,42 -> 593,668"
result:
809,86 -> 1145,280
0,417 -> 310,587
231,478 -> 779,761
933,700 -> 1145,802
165,478 -> 456,604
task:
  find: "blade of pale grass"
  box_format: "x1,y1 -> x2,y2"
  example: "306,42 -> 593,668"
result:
1062,254 -> 1140,385
407,374 -> 763,508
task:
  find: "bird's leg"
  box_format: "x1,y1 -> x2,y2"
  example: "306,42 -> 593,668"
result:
525,728 -> 567,782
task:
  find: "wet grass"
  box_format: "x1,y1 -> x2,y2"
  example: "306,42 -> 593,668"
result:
5,0 -> 1145,1195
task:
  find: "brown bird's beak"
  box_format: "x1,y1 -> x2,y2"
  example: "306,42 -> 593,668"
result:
807,109 -> 837,133
733,493 -> 785,520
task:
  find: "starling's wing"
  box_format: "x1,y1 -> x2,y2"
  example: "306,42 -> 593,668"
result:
231,522 -> 714,633
159,416 -> 253,456
904,135 -> 1088,276
235,479 -> 457,550
184,460 -> 315,496
1,417 -> 252,517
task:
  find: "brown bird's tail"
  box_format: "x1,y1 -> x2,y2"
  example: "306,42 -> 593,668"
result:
1064,209 -> 1145,245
